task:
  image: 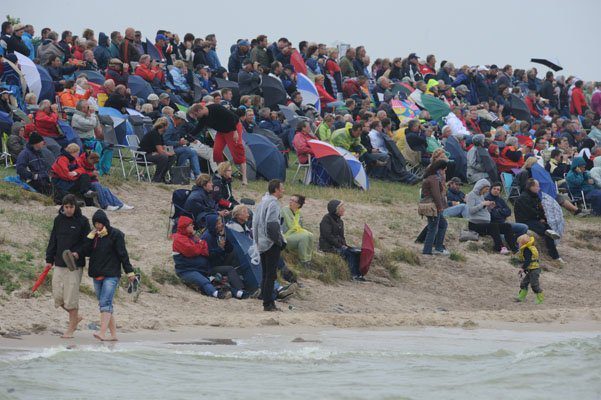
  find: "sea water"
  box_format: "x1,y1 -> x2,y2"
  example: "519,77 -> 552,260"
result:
1,328 -> 600,400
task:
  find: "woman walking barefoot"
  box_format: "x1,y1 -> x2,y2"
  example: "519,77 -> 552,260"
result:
83,210 -> 135,341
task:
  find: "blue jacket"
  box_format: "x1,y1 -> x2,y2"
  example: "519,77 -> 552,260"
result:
16,144 -> 51,181
184,185 -> 218,228
227,47 -> 247,81
566,157 -> 594,195
201,214 -> 233,267
169,67 -> 190,91
446,187 -> 465,206
94,32 -> 111,70
485,192 -> 512,223
22,32 -> 35,60
258,119 -> 283,136
206,49 -> 222,70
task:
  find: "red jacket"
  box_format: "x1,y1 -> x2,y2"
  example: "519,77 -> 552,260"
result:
72,47 -> 85,61
76,153 -> 99,182
525,96 -> 540,118
316,83 -> 335,105
34,111 -> 60,137
135,63 -> 164,83
292,130 -> 316,164
172,216 -> 209,257
51,152 -> 86,181
570,87 -> 587,115
342,79 -> 362,99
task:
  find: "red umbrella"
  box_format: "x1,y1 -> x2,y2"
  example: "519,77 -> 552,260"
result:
31,265 -> 52,293
290,49 -> 308,76
359,224 -> 374,276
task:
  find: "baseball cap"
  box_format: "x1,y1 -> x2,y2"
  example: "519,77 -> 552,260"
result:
449,177 -> 463,185
174,111 -> 188,121
159,92 -> 170,99
155,34 -> 168,41
238,40 -> 250,47
456,84 -> 470,93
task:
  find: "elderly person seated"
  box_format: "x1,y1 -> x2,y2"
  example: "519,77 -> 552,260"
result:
15,132 -> 53,195
184,174 -> 229,228
332,122 -> 388,171
257,107 -> 284,137
50,143 -> 96,204
467,134 -> 499,184
465,179 -> 518,255
71,100 -> 99,148
135,54 -> 165,87
163,111 -> 201,179
104,58 -> 129,87
168,60 -> 193,102
282,194 -> 314,268
34,99 -> 65,155
46,55 -> 78,92
78,152 -> 133,211
292,121 -> 317,165
566,157 -> 601,216
496,136 -> 524,173
315,74 -> 344,111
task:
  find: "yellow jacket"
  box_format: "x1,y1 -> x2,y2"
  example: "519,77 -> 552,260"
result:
518,236 -> 540,270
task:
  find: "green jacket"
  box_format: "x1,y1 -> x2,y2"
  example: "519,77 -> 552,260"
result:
331,124 -> 366,155
339,57 -> 356,78
317,123 -> 333,143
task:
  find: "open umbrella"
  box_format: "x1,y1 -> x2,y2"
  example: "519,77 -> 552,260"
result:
359,224 -> 374,276
337,147 -> 369,190
530,58 -> 562,72
127,75 -> 154,100
243,132 -> 286,181
75,70 -> 105,85
225,227 -> 262,291
31,265 -> 52,293
98,107 -> 132,145
391,99 -> 418,123
145,38 -> 163,61
35,65 -> 55,102
15,51 -> 41,98
308,140 -> 354,187
391,83 -> 413,98
214,78 -> 240,106
254,127 -> 285,151
422,94 -> 451,126
296,73 -> 321,113
508,94 -> 531,121
261,75 -> 287,110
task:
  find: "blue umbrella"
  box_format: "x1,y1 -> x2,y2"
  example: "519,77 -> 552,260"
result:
98,107 -> 133,145
74,70 -> 105,85
225,227 -> 262,291
35,65 -> 55,102
145,38 -> 162,61
127,75 -> 154,100
243,132 -> 286,181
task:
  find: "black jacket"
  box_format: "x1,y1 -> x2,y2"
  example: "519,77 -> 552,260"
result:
319,200 -> 346,252
184,185 -> 217,227
83,210 -> 133,278
514,190 -> 545,223
197,104 -> 239,133
485,193 -> 512,223
212,174 -> 237,210
6,35 -> 30,56
46,206 -> 91,267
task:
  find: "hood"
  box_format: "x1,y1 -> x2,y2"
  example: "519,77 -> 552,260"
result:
471,178 -> 491,195
92,209 -> 111,229
593,157 -> 601,168
570,157 -> 586,171
204,213 -> 220,236
98,32 -> 109,47
176,216 -> 194,234
327,199 -> 342,215
520,235 -> 536,250
472,134 -> 485,146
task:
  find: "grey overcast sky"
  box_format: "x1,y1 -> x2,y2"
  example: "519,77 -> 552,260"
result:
6,0 -> 600,80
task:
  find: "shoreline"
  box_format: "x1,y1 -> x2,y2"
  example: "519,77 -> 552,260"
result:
2,313 -> 600,350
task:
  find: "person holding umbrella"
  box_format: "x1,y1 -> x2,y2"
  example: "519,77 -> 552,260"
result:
82,210 -> 136,341
45,194 -> 91,338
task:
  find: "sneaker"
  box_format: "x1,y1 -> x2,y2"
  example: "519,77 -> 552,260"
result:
277,282 -> 298,299
83,190 -> 97,199
216,289 -> 232,299
545,229 -> 561,240
106,205 -> 120,211
352,275 -> 366,282
433,249 -> 450,256
120,204 -> 134,210
499,247 -> 510,255
263,303 -> 280,312
249,288 -> 261,299
554,257 -> 566,265
62,250 -> 77,271
576,209 -> 591,217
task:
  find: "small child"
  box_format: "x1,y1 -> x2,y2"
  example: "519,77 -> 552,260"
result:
516,234 -> 544,304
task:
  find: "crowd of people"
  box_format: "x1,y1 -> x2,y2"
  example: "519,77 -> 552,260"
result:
2,19 -> 600,338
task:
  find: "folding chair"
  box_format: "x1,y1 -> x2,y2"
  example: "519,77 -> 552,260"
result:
1,132 -> 13,168
292,154 -> 311,184
102,122 -> 128,178
126,135 -> 154,182
566,184 -> 588,210
501,172 -> 520,201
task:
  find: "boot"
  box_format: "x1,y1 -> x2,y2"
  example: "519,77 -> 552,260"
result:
535,292 -> 544,304
516,289 -> 528,302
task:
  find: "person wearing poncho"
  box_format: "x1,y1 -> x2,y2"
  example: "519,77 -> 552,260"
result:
281,194 -> 314,268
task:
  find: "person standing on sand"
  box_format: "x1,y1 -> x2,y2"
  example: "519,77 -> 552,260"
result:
82,210 -> 135,341
45,194 -> 90,339
253,179 -> 286,311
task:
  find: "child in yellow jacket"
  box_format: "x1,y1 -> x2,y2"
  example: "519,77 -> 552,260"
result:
516,234 -> 544,304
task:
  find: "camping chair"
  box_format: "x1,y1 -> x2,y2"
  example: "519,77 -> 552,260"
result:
125,135 -> 155,182
167,188 -> 192,237
292,154 -> 311,184
501,172 -> 520,201
1,132 -> 12,168
102,122 -> 128,178
566,184 -> 588,210
401,135 -> 424,179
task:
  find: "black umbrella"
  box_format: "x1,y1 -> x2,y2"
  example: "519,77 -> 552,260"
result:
214,78 -> 240,107
530,58 -> 563,72
508,94 -> 531,121
261,75 -> 287,110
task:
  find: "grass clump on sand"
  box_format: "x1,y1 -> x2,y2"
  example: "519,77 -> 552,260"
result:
0,181 -> 54,206
151,266 -> 182,286
0,253 -> 40,293
282,251 -> 350,284
449,251 -> 467,262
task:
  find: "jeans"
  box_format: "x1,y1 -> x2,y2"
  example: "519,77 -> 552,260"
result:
585,190 -> 601,215
522,220 -> 559,259
260,245 -> 281,307
468,221 -> 517,252
176,268 -> 217,296
175,146 -> 201,177
91,182 -> 123,209
93,277 -> 119,313
442,204 -> 467,218
511,223 -> 529,236
423,214 -> 447,254
336,247 -> 361,277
